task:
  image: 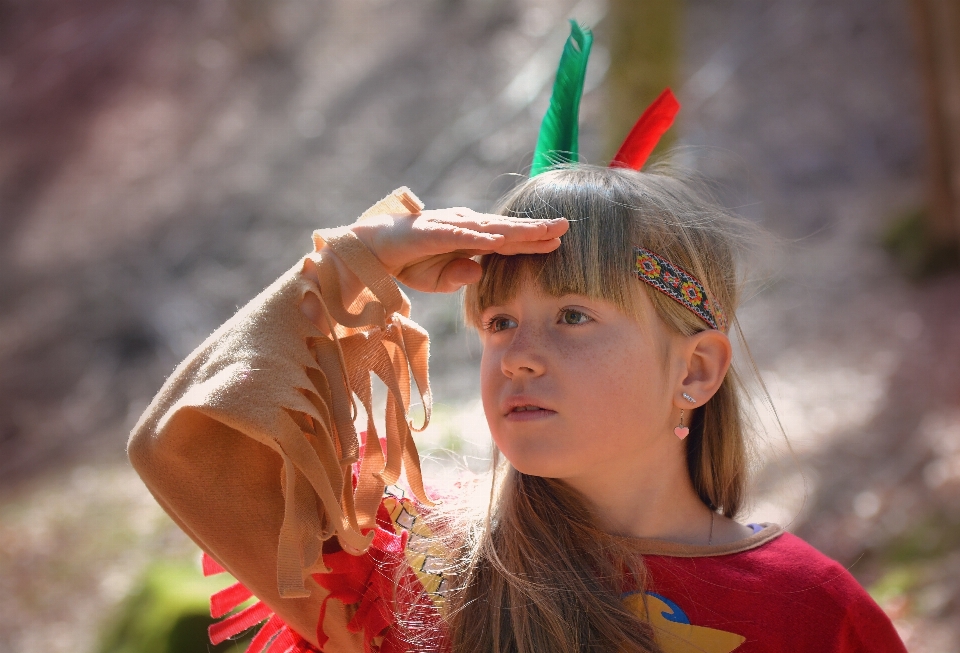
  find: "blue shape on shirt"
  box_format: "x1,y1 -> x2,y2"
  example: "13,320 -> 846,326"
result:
647,592 -> 691,624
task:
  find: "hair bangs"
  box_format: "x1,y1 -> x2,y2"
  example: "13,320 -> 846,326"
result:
465,167 -> 640,326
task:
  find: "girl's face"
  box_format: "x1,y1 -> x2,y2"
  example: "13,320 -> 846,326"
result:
479,276 -> 682,487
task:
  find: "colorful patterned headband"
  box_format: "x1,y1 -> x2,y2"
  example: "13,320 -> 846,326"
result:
634,247 -> 727,331
531,22 -> 727,331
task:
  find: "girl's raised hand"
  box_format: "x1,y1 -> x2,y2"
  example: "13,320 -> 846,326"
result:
348,208 -> 568,293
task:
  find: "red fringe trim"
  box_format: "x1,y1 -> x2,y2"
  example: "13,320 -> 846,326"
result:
202,552 -> 320,652
209,601 -> 272,645
211,581 -> 255,618
313,501 -> 447,653
200,495 -> 445,653
248,615 -> 284,652
202,552 -> 227,577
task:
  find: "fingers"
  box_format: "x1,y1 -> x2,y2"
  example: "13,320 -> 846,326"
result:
422,209 -> 568,242
411,214 -> 567,261
352,208 -> 569,286
453,240 -> 565,257
435,257 -> 482,292
420,223 -> 507,253
492,237 -> 564,256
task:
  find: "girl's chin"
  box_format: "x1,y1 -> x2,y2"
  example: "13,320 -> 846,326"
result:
501,458 -> 580,480
492,441 -> 585,480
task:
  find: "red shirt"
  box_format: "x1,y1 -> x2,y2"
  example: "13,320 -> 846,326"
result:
629,530 -> 906,653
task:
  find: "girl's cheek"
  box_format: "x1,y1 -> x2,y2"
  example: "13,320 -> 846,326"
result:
478,348 -> 504,406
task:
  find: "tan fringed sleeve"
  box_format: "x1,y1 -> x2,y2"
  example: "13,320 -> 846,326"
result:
127,188 -> 432,647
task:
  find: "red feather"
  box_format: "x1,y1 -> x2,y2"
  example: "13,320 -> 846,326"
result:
609,88 -> 681,170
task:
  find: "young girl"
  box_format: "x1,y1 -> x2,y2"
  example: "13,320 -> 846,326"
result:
128,24 -> 906,653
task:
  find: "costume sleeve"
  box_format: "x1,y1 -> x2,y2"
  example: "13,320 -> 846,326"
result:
126,189 -> 439,651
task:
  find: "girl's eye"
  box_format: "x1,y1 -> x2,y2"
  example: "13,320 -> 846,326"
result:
484,316 -> 518,332
560,309 -> 591,325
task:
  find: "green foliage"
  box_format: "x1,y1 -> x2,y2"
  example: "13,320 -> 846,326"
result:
882,206 -> 960,278
865,514 -> 960,618
530,21 -> 593,177
98,561 -> 250,653
868,566 -> 920,607
880,514 -> 960,565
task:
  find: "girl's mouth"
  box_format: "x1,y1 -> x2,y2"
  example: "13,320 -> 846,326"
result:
506,405 -> 556,421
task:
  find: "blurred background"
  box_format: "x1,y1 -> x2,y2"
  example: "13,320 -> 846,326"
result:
1,0 -> 959,651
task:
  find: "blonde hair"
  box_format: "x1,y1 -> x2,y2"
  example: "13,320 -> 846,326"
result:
441,165 -> 757,653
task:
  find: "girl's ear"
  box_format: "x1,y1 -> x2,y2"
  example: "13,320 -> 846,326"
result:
675,330 -> 732,408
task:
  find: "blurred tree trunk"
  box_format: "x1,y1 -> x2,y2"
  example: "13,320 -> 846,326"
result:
910,0 -> 960,250
604,0 -> 682,162
229,0 -> 277,58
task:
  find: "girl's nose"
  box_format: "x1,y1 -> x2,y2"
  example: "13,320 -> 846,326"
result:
500,326 -> 547,377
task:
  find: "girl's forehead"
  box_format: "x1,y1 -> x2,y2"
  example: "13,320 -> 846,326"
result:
488,270 -> 583,303
487,272 -> 655,320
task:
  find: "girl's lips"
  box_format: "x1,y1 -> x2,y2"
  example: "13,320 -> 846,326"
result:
504,407 -> 557,422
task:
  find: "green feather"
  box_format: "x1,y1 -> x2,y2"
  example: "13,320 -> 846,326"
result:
530,21 -> 593,177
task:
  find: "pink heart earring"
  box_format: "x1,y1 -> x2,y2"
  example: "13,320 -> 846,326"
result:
674,409 -> 690,440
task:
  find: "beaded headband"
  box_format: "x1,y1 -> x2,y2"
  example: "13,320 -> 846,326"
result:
531,21 -> 727,331
634,247 -> 727,331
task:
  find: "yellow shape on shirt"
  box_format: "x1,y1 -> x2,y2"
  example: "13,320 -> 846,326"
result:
624,592 -> 746,653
